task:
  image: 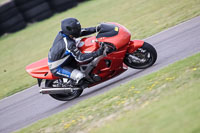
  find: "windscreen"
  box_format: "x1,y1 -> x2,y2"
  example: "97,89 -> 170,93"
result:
96,23 -> 119,38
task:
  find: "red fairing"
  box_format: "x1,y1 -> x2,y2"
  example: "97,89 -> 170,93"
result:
79,36 -> 100,53
77,23 -> 131,86
89,46 -> 128,87
127,40 -> 144,53
26,58 -> 58,80
79,23 -> 131,53
97,22 -> 131,50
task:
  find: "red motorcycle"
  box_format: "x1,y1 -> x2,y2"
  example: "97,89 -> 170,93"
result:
26,22 -> 157,101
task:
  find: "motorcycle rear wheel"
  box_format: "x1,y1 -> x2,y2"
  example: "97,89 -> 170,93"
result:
45,80 -> 83,101
124,42 -> 157,69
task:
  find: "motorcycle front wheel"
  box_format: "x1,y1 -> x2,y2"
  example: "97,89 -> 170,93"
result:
124,42 -> 157,69
45,80 -> 83,101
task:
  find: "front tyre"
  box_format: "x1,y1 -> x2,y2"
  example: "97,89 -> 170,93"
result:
124,42 -> 157,69
45,80 -> 83,101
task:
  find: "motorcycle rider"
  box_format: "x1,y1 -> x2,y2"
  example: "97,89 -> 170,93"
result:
48,18 -> 104,85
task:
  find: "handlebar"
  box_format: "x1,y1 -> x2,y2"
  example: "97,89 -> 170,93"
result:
99,42 -> 116,56
103,46 -> 109,56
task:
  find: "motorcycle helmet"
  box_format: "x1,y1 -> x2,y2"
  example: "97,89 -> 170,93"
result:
61,18 -> 81,38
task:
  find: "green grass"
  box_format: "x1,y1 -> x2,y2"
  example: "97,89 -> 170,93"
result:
16,50 -> 200,133
92,86 -> 200,133
0,0 -> 200,99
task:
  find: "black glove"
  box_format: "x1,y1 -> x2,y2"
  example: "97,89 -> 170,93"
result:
96,24 -> 101,32
95,44 -> 105,56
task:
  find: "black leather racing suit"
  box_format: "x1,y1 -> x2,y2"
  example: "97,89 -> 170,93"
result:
48,27 -> 99,79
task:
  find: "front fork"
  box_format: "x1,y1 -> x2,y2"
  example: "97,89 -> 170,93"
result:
127,40 -> 144,53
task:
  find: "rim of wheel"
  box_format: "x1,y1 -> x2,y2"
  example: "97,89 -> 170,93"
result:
125,48 -> 153,67
46,80 -> 82,101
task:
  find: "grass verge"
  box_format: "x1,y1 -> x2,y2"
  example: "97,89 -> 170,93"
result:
15,52 -> 200,133
0,0 -> 200,99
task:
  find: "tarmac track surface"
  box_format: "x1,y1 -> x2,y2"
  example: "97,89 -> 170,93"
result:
0,16 -> 200,133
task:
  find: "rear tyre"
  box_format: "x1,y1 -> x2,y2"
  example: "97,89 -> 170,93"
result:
124,42 -> 157,69
45,80 -> 83,101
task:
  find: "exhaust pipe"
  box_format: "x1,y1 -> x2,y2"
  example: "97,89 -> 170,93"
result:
40,87 -> 79,94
